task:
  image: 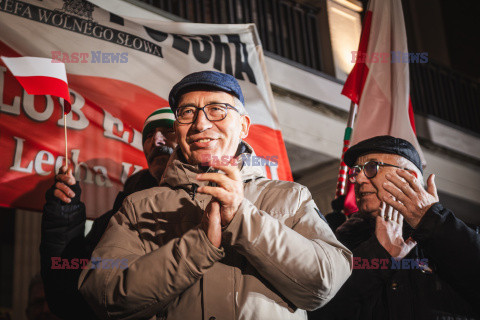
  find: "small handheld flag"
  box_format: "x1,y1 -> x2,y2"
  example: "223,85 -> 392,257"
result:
1,56 -> 71,168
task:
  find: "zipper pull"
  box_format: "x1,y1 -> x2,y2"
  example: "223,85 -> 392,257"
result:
190,183 -> 198,200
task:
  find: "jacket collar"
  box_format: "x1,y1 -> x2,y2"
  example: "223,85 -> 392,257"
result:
159,141 -> 265,192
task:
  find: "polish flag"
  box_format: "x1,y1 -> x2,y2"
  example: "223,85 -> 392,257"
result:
1,56 -> 71,113
342,0 -> 424,163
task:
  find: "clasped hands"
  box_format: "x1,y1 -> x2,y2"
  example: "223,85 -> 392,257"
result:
196,164 -> 244,248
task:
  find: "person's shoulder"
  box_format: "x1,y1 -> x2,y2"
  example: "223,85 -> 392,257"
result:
124,186 -> 164,202
253,177 -> 308,194
125,169 -> 151,181
124,169 -> 156,185
248,178 -> 312,208
336,212 -> 373,237
123,169 -> 158,194
116,186 -> 176,224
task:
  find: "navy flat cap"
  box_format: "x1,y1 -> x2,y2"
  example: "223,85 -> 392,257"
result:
344,135 -> 423,174
169,71 -> 245,113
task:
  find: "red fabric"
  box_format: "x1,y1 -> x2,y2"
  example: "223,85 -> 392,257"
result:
343,180 -> 358,216
341,10 -> 373,104
15,75 -> 71,113
245,124 -> 293,181
408,97 -> 416,134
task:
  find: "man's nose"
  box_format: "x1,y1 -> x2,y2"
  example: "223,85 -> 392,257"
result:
192,109 -> 212,132
355,168 -> 369,184
154,131 -> 166,146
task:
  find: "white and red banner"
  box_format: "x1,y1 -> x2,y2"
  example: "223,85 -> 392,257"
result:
342,0 -> 424,163
0,0 -> 292,218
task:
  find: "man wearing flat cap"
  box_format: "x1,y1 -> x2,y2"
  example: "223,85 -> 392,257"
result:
79,71 -> 352,320
311,135 -> 480,320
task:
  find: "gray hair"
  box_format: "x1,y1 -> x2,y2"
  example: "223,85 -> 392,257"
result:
397,156 -> 424,186
233,96 -> 247,115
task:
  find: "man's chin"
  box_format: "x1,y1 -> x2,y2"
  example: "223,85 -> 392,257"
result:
358,201 -> 381,217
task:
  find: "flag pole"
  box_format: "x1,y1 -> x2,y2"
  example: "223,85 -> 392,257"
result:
335,101 -> 357,198
64,112 -> 68,169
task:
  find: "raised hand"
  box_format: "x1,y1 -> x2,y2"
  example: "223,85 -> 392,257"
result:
375,203 -> 416,259
196,164 -> 244,228
53,166 -> 76,203
383,170 -> 439,228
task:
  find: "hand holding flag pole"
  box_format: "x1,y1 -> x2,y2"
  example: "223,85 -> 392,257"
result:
1,56 -> 72,169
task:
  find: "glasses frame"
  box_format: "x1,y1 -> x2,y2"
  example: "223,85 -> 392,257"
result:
175,103 -> 239,124
348,160 -> 409,183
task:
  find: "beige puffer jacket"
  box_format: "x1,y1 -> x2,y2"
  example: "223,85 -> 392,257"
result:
79,143 -> 352,320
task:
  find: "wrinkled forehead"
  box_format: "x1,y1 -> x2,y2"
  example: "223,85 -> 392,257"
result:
178,90 -> 235,106
153,126 -> 175,134
355,152 -> 404,166
143,124 -> 174,137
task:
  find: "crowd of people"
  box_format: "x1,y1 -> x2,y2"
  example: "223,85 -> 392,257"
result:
33,71 -> 479,320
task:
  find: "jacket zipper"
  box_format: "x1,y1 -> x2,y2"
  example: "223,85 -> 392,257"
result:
190,183 -> 198,200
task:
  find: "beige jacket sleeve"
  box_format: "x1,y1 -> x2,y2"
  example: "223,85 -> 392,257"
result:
78,199 -> 224,320
223,185 -> 352,311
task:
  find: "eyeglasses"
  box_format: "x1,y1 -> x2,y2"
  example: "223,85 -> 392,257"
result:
348,160 -> 408,183
175,103 -> 239,124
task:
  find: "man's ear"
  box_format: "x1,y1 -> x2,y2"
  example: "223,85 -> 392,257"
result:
240,114 -> 251,139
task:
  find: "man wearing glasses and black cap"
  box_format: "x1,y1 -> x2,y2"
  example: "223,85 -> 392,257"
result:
79,71 -> 352,320
311,135 -> 480,320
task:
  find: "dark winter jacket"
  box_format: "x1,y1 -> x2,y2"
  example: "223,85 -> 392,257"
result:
310,203 -> 480,320
40,169 -> 157,320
